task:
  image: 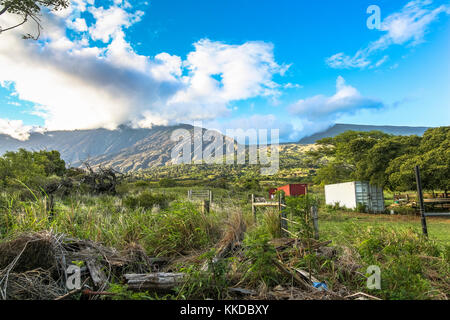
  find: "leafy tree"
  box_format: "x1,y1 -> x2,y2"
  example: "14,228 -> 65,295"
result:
0,148 -> 66,187
387,127 -> 449,192
311,127 -> 449,192
0,0 -> 69,39
356,135 -> 421,188
35,150 -> 66,176
311,130 -> 391,186
312,160 -> 353,186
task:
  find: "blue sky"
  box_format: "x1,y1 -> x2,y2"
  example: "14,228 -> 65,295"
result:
0,0 -> 449,141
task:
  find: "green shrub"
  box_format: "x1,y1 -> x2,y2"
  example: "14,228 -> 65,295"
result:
242,228 -> 279,286
134,180 -> 152,187
143,201 -> 219,256
355,202 -> 367,213
124,192 -> 173,210
285,195 -> 319,239
346,225 -> 448,299
115,183 -> 131,196
159,178 -> 176,188
176,249 -> 232,299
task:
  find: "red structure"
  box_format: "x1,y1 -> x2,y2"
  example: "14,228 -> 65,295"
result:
269,184 -> 308,199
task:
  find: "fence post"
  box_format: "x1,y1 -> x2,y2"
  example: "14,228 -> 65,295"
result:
209,190 -> 213,204
251,194 -> 256,222
414,165 -> 428,237
311,205 -> 319,240
202,200 -> 210,214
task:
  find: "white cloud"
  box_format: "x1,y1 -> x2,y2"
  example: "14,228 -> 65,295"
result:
158,39 -> 286,126
69,18 -> 88,32
283,83 -> 303,89
373,55 -> 389,68
326,0 -> 450,69
88,5 -> 144,43
0,119 -> 33,141
204,114 -> 300,142
0,1 -> 286,138
289,76 -> 383,129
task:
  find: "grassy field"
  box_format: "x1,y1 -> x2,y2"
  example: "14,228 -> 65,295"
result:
319,210 -> 450,244
1,184 -> 449,300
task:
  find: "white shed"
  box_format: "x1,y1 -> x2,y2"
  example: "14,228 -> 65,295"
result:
324,181 -> 385,213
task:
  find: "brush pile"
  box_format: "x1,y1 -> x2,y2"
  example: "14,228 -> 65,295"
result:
0,230 -> 379,300
0,232 -> 158,300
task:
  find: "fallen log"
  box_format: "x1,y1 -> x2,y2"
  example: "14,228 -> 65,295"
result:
124,273 -> 185,292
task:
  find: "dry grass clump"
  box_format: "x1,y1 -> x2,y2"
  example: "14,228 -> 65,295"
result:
0,232 -> 60,272
216,210 -> 246,258
4,269 -> 65,300
0,232 -> 66,300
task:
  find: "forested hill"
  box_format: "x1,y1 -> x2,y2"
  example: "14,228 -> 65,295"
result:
298,124 -> 430,144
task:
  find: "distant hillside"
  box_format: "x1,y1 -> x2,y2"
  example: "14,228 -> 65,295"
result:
0,124 -> 234,172
0,122 -> 433,172
298,124 -> 430,144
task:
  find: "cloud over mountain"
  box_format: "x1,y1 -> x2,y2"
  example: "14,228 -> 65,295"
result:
0,0 -> 287,138
288,76 -> 384,134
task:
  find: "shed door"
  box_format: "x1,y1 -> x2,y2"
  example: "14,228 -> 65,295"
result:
368,184 -> 385,213
355,182 -> 370,208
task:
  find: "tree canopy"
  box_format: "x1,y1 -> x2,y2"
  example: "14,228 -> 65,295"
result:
0,0 -> 69,39
0,148 -> 66,187
310,127 -> 449,192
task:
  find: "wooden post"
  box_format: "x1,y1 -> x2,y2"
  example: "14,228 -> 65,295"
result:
251,194 -> 256,222
209,190 -> 213,204
414,165 -> 428,237
278,192 -> 281,212
188,190 -> 192,200
311,206 -> 319,240
202,200 -> 210,214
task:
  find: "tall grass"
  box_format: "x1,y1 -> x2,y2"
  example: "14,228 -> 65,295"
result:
0,192 -> 222,257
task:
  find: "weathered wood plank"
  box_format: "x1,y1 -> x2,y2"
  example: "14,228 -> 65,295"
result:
86,259 -> 107,289
124,273 -> 185,292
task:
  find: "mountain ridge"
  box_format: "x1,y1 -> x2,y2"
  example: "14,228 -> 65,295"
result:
0,123 -> 433,172
298,123 -> 430,144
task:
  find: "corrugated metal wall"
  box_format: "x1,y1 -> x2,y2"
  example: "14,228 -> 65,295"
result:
325,181 -> 385,213
355,181 -> 385,213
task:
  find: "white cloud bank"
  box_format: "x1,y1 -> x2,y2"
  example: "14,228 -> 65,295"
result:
0,119 -> 34,141
288,76 -> 384,134
0,0 -> 287,139
326,0 -> 450,69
